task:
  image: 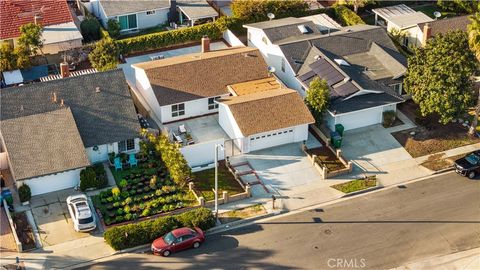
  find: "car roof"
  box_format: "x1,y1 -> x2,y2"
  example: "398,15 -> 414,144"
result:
171,227 -> 195,237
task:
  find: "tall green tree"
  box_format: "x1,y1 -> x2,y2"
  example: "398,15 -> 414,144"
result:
339,0 -> 374,13
306,77 -> 330,120
404,31 -> 477,125
88,38 -> 119,71
18,23 -> 44,56
80,15 -> 101,42
468,10 -> 480,61
437,0 -> 478,14
0,44 -> 18,72
107,19 -> 121,39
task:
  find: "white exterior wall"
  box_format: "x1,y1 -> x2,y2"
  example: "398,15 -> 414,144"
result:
223,30 -> 245,47
244,124 -> 309,153
180,138 -> 225,168
134,8 -> 169,29
160,94 -> 229,123
247,28 -> 306,95
134,67 -> 164,121
91,0 -> 109,27
86,138 -> 140,164
43,39 -> 83,54
386,22 -> 422,48
327,104 -> 398,131
19,168 -> 83,196
218,103 -> 245,151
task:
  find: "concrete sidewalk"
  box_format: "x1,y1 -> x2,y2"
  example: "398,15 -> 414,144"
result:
392,248 -> 480,270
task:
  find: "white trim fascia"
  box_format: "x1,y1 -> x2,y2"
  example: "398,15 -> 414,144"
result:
328,100 -> 403,117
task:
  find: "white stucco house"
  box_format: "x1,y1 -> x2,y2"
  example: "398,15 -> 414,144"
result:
0,0 -> 83,54
132,42 -> 313,167
0,69 -> 140,195
244,18 -> 407,131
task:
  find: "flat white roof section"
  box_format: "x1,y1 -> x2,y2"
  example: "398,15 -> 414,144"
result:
42,22 -> 83,45
373,4 -> 433,29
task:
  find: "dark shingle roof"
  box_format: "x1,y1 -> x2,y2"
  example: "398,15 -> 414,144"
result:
330,91 -> 402,114
1,69 -> 140,147
134,47 -> 270,106
100,0 -> 170,17
245,17 -> 323,44
418,15 -> 470,36
1,108 -> 90,180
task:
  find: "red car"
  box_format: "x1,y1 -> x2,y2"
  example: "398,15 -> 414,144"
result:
151,227 -> 205,256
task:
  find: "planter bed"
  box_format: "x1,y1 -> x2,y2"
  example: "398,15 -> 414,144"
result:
306,147 -> 346,172
331,176 -> 377,194
192,161 -> 245,201
12,212 -> 36,251
218,204 -> 266,224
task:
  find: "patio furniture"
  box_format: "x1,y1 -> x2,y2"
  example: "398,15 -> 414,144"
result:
114,157 -> 123,171
178,124 -> 187,134
173,132 -> 183,144
150,55 -> 164,61
128,154 -> 138,167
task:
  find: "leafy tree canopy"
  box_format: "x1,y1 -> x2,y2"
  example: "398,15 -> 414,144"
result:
306,77 -> 330,120
404,30 -> 478,124
232,0 -> 308,22
80,16 -> 101,42
88,38 -> 119,71
468,10 -> 480,61
107,19 -> 121,39
437,0 -> 478,14
18,23 -> 43,55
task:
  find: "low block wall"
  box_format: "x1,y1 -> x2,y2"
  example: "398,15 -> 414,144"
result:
2,199 -> 22,252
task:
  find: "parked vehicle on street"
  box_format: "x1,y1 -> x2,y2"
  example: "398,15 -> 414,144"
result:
454,151 -> 480,179
151,227 -> 205,256
66,194 -> 96,232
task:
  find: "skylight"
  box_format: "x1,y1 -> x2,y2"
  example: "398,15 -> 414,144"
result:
334,59 -> 350,66
297,25 -> 311,34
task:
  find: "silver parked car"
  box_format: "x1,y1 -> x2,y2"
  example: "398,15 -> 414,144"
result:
66,194 -> 96,232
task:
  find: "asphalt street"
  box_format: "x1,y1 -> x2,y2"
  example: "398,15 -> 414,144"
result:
76,172 -> 480,270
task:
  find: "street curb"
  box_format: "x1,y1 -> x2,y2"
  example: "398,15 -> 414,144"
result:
113,243 -> 150,255
206,210 -> 285,235
432,167 -> 455,175
341,185 -> 383,197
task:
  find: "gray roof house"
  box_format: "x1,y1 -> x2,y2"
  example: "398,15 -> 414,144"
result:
244,19 -> 407,131
0,69 -> 140,195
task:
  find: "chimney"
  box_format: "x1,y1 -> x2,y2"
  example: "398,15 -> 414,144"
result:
60,62 -> 70,78
201,36 -> 210,53
422,23 -> 432,46
60,99 -> 65,107
52,92 -> 57,103
34,15 -> 43,26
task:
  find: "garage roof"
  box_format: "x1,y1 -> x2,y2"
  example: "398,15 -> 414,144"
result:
221,89 -> 314,136
177,0 -> 218,20
1,108 -> 90,181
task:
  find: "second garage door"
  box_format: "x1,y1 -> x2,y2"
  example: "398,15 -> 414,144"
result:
248,129 -> 295,152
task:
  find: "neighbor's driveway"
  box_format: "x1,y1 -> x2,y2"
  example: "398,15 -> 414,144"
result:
341,124 -> 431,185
30,189 -> 101,247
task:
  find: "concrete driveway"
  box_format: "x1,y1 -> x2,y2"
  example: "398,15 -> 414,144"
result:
30,189 -> 101,247
340,124 -> 430,185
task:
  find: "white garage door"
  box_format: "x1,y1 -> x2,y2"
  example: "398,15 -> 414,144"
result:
21,169 -> 82,196
249,129 -> 295,152
336,107 -> 383,131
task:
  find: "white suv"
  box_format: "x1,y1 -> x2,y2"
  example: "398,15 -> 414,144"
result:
66,194 -> 96,232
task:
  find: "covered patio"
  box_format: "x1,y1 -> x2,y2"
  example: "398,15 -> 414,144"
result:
177,0 -> 219,27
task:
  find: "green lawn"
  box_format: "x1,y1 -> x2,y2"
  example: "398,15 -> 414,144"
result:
413,4 -> 456,19
192,163 -> 245,201
332,177 -> 377,194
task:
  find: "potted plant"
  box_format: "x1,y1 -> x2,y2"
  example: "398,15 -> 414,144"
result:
18,184 -> 31,205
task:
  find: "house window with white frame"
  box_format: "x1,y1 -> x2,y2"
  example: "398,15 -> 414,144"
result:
146,10 -> 156,15
118,14 -> 137,30
171,103 -> 185,117
281,58 -> 286,73
118,139 -> 135,152
208,96 -> 221,110
390,83 -> 403,95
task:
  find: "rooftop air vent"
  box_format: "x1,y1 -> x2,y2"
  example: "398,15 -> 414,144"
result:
334,59 -> 350,66
95,87 -> 101,93
314,55 -> 321,60
297,25 -> 311,34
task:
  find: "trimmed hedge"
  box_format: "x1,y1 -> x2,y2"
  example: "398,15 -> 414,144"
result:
331,5 -> 365,26
116,22 -> 223,55
18,184 -> 31,203
80,164 -> 108,191
104,207 -> 215,250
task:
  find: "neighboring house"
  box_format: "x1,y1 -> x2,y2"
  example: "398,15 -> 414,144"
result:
133,42 -> 270,124
0,0 -> 83,54
245,18 -> 407,131
372,4 -> 433,48
90,0 -> 171,31
0,69 -> 140,195
177,0 -> 218,26
416,15 -> 470,46
219,78 -> 314,153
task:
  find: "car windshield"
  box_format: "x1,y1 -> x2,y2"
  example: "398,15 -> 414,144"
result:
465,153 -> 480,165
78,216 -> 94,224
163,232 -> 176,245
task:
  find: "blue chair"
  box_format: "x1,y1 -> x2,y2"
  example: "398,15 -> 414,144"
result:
114,157 -> 123,171
128,154 -> 138,167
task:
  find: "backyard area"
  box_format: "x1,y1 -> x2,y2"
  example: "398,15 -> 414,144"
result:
392,101 -> 480,158
192,161 -> 245,201
92,148 -> 197,226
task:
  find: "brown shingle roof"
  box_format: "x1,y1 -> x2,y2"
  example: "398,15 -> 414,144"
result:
228,77 -> 282,96
1,108 -> 90,180
133,47 -> 270,106
221,89 -> 314,136
418,15 -> 470,36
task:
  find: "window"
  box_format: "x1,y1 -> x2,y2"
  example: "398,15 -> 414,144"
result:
250,137 -> 255,141
262,36 -> 268,45
146,10 -> 156,15
172,103 -> 185,117
118,14 -> 137,30
281,58 -> 285,73
118,139 -> 135,152
208,96 -> 221,110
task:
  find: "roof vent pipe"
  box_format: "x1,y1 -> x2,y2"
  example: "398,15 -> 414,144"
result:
95,87 -> 101,93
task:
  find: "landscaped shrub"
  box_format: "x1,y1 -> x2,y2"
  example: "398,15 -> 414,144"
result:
104,207 -> 214,250
383,110 -> 396,127
115,22 -> 223,55
331,5 -> 365,26
80,15 -> 101,42
231,0 -> 308,22
80,165 -> 108,191
88,38 -> 120,71
18,184 -> 31,203
107,19 -> 121,39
